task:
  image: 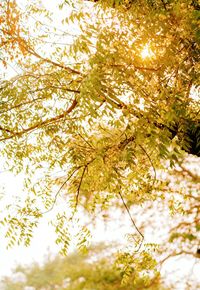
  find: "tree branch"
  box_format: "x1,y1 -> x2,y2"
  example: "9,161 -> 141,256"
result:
139,145 -> 157,186
0,98 -> 78,142
42,167 -> 82,215
74,165 -> 88,212
118,191 -> 144,252
160,250 -> 198,266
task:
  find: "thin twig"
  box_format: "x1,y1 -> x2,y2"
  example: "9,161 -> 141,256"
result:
40,167 -> 82,215
118,191 -> 144,252
74,165 -> 88,212
0,98 -> 78,142
72,158 -> 96,216
139,145 -> 157,186
77,133 -> 94,149
179,164 -> 200,182
159,250 -> 197,267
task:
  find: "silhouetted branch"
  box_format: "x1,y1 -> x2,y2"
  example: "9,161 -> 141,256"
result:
118,191 -> 144,252
139,145 -> 157,186
42,167 -> 82,215
74,165 -> 88,212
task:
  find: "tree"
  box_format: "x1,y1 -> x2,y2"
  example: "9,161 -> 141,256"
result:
2,244 -> 167,290
0,0 -> 199,288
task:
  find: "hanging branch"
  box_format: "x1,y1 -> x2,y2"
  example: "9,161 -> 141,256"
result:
41,166 -> 82,215
118,191 -> 144,252
72,158 -> 96,216
77,133 -> 95,149
139,144 -> 157,186
74,165 -> 88,212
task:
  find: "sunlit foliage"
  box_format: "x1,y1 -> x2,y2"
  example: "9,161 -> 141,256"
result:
0,0 -> 199,288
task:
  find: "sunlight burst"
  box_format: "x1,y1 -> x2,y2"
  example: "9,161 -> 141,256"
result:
141,44 -> 154,59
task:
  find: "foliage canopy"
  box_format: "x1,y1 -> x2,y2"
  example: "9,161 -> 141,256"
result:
0,0 -> 199,287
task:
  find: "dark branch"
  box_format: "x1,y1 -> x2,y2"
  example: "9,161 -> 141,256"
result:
139,145 -> 157,186
74,165 -> 87,212
42,167 -> 82,215
118,191 -> 144,252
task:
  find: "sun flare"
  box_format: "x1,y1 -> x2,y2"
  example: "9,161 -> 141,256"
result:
141,44 -> 154,59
